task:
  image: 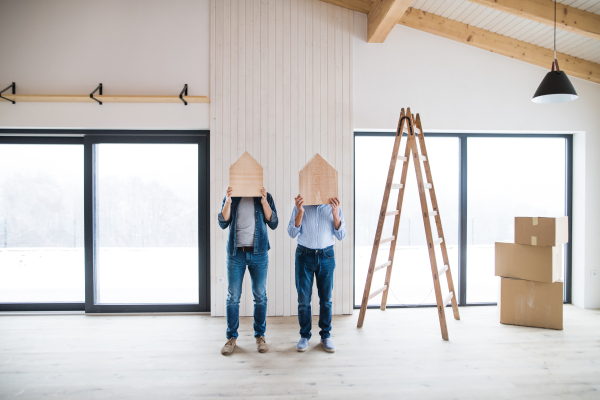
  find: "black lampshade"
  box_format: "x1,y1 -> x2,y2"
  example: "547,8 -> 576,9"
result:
532,70 -> 578,103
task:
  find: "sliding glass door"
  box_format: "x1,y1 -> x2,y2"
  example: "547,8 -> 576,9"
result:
354,132 -> 572,307
0,131 -> 210,313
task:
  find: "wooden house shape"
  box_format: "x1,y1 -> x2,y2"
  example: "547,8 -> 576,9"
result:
299,153 -> 338,205
229,151 -> 263,197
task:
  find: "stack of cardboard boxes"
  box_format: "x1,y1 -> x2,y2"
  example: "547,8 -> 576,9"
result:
495,217 -> 568,330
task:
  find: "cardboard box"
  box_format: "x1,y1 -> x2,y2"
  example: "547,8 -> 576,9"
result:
495,242 -> 563,283
499,278 -> 563,330
515,216 -> 568,247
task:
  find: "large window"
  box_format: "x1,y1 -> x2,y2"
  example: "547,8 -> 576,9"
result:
0,132 -> 210,313
354,133 -> 572,307
0,143 -> 84,303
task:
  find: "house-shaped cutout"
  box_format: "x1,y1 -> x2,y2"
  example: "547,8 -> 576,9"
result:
229,151 -> 263,197
299,153 -> 338,205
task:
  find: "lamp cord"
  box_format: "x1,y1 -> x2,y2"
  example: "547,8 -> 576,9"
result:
554,0 -> 557,61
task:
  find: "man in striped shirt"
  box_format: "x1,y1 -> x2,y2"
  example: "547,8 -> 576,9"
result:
288,195 -> 346,353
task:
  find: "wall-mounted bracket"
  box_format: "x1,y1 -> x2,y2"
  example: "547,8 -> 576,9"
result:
0,82 -> 16,104
90,83 -> 102,105
180,84 -> 188,105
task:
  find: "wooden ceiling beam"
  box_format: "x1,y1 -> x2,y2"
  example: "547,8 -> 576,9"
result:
399,8 -> 600,84
319,0 -> 372,14
467,0 -> 600,42
367,0 -> 413,43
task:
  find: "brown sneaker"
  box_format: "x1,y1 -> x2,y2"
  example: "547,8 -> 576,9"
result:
256,336 -> 269,353
221,338 -> 236,356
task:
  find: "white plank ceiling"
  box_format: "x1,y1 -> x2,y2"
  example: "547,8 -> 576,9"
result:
409,0 -> 600,64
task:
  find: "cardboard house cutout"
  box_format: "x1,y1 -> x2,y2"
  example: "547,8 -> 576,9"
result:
299,153 -> 338,205
229,151 -> 263,197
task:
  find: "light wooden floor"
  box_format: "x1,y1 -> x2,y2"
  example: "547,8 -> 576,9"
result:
1,305 -> 599,399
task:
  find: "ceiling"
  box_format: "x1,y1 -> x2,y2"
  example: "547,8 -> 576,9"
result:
409,0 -> 600,63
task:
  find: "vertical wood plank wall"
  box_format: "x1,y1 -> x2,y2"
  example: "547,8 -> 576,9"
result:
210,0 -> 354,317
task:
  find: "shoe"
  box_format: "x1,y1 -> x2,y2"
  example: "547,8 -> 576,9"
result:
256,336 -> 269,353
320,338 -> 335,353
221,338 -> 236,355
296,338 -> 309,352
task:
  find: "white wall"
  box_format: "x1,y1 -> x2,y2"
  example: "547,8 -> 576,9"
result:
353,13 -> 600,309
210,0 -> 354,317
0,0 -> 209,129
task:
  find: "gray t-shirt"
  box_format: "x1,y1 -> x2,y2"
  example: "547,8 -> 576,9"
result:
236,197 -> 256,247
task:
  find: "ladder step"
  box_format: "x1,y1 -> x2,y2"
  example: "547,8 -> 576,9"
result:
398,155 -> 407,162
433,237 -> 444,246
430,210 -> 438,217
401,126 -> 421,135
374,261 -> 392,272
391,183 -> 403,189
419,154 -> 427,161
443,291 -> 454,306
438,264 -> 449,276
424,183 -> 432,189
385,210 -> 399,217
369,285 -> 388,300
379,236 -> 395,245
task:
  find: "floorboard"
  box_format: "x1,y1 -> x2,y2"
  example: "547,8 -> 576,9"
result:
1,305 -> 599,399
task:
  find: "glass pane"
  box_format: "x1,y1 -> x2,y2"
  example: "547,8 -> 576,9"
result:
467,137 -> 566,303
96,144 -> 199,304
355,136 -> 459,307
0,145 -> 84,303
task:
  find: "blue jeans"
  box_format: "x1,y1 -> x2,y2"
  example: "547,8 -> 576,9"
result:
295,244 -> 335,339
226,251 -> 268,339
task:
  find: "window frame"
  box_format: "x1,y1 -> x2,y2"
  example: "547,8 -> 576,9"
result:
353,132 -> 573,308
0,130 -> 210,313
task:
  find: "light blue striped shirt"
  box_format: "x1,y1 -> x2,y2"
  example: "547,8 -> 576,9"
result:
287,205 -> 347,249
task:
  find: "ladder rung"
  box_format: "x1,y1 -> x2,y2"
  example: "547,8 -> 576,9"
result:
398,155 -> 407,162
443,291 -> 454,306
433,237 -> 443,246
438,264 -> 449,276
369,285 -> 388,300
385,210 -> 399,217
430,210 -> 438,217
380,236 -> 395,245
391,183 -> 403,189
419,154 -> 427,161
374,261 -> 392,272
424,183 -> 432,189
401,126 -> 421,135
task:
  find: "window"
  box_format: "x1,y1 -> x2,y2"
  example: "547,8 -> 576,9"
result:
354,133 -> 572,307
96,144 -> 199,304
467,138 -> 566,303
355,135 -> 459,307
0,143 -> 84,304
0,132 -> 210,313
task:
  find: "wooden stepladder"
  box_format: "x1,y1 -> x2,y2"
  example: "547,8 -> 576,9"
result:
357,108 -> 460,340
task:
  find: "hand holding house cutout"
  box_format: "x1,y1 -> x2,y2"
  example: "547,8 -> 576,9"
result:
229,151 -> 263,197
299,153 -> 338,205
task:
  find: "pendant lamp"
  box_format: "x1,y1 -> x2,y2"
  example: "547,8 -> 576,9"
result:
532,0 -> 578,103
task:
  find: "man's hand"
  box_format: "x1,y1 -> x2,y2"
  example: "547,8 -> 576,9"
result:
294,195 -> 305,228
261,187 -> 268,204
330,198 -> 342,230
295,195 -> 305,212
261,187 -> 273,221
329,198 -> 340,217
221,186 -> 234,221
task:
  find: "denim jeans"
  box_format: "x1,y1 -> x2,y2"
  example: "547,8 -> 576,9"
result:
295,244 -> 335,339
226,250 -> 268,339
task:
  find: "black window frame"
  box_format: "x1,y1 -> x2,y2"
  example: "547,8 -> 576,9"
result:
353,132 -> 573,308
0,130 -> 210,313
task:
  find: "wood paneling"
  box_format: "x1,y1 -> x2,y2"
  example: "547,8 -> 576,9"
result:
210,0 -> 354,317
367,0 -> 413,43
